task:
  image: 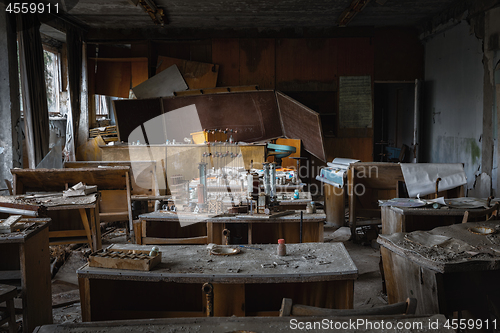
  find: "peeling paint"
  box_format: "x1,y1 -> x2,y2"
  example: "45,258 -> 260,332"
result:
466,138 -> 481,165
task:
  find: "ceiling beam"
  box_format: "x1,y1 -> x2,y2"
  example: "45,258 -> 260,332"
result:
337,0 -> 372,27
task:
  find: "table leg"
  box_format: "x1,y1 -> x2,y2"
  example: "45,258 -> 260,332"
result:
78,277 -> 92,322
20,226 -> 52,332
79,208 -> 94,251
90,201 -> 102,250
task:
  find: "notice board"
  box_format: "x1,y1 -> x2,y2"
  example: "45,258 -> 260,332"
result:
339,76 -> 372,128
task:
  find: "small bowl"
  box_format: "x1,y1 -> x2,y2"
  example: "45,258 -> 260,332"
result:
210,246 -> 241,255
468,226 -> 496,235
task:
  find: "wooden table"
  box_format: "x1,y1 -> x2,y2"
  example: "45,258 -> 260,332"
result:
77,243 -> 357,321
0,193 -> 102,251
378,221 -> 500,317
0,219 -> 52,333
35,314 -> 454,333
380,205 -> 475,235
136,210 -> 326,245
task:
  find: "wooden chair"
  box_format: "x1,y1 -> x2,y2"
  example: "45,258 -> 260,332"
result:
462,201 -> 499,224
0,284 -> 17,333
279,297 -> 417,317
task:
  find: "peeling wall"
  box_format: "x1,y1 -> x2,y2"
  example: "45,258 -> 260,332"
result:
423,20 -> 484,193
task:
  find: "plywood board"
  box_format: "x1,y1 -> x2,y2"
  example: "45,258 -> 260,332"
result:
156,56 -> 219,90
162,91 -> 282,143
338,76 -> 372,129
239,39 -> 275,90
132,65 -> 188,99
212,38 -> 240,87
276,92 -> 326,162
92,60 -> 131,98
113,98 -> 163,142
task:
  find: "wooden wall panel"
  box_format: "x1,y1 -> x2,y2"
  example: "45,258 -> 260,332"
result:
276,39 -> 337,91
93,60 -> 131,98
374,28 -> 424,81
337,38 -> 374,76
239,39 -> 275,90
131,60 -> 149,88
156,56 -> 219,89
212,38 -> 240,87
324,137 -> 373,162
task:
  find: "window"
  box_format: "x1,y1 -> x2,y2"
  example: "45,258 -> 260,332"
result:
43,47 -> 61,115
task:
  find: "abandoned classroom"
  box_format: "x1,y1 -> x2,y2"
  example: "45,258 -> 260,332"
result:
1,0 -> 500,332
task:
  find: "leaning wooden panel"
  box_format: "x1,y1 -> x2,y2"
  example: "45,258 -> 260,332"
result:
276,91 -> 326,162
156,56 -> 219,90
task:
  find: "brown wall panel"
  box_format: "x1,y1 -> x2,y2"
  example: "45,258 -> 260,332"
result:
374,28 -> 424,81
239,39 -> 275,89
131,60 -> 149,88
93,60 -> 131,98
212,38 -> 240,87
324,137 -> 373,162
337,37 -> 374,76
276,39 -> 337,91
156,56 -> 219,90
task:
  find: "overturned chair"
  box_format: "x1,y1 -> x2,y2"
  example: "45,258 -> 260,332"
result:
279,297 -> 417,317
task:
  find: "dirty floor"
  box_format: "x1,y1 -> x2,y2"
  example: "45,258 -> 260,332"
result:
1,225 -> 384,331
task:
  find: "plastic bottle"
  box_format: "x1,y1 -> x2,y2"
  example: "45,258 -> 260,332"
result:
277,239 -> 286,256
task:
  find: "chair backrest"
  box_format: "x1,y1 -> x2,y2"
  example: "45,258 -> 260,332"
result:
279,297 -> 417,317
462,202 -> 499,224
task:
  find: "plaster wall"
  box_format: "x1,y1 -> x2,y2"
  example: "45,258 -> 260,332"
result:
423,21 -> 484,193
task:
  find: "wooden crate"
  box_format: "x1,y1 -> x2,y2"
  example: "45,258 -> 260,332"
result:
89,248 -> 161,271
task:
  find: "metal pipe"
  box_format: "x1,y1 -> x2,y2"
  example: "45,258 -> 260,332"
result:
0,207 -> 38,217
270,163 -> 277,199
263,163 -> 270,196
202,283 -> 214,317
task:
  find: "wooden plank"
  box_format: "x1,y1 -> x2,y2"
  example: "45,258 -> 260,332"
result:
156,56 -> 219,90
213,284 -> 245,316
90,202 -> 101,251
79,209 -> 94,252
0,215 -> 22,233
324,184 -> 345,227
239,39 -> 275,90
11,167 -> 130,194
337,38 -> 374,76
125,171 -> 133,233
78,277 -> 91,322
19,226 -> 52,332
276,38 -> 337,91
212,39 -> 240,87
49,230 -> 88,238
142,236 -> 208,245
381,246 -> 440,315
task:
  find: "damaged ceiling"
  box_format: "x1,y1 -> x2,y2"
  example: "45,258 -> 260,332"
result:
50,0 -> 461,36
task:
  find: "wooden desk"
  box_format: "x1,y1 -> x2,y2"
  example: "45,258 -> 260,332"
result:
0,194 -> 101,251
35,314 -> 454,333
11,167 -> 133,236
381,206 -> 472,235
77,243 -> 357,321
0,219 -> 52,333
137,211 -> 326,245
379,221 -> 500,316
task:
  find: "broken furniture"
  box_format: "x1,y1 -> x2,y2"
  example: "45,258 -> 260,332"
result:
378,221 -> 500,316
136,210 -> 326,245
0,284 -> 17,333
0,218 -> 52,333
0,193 -> 101,251
279,297 -> 417,316
348,163 -> 466,241
64,161 -> 164,214
34,314 -> 454,333
381,198 -> 498,234
11,167 -> 132,243
77,242 -> 357,321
